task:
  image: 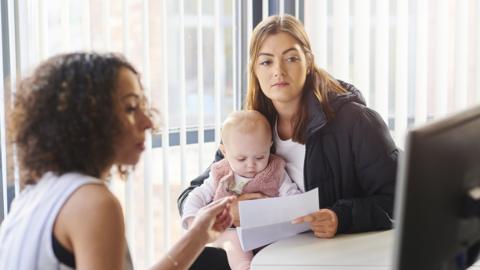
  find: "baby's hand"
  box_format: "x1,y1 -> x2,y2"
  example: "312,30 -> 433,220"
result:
231,192 -> 268,227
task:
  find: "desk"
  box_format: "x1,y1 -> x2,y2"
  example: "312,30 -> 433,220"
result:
251,230 -> 480,270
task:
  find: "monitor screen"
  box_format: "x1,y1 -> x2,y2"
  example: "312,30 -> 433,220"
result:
393,105 -> 480,270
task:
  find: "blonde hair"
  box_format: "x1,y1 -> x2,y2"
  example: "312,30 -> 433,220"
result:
221,110 -> 272,146
245,14 -> 346,143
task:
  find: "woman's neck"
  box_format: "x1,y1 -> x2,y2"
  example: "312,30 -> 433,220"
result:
273,99 -> 301,123
276,118 -> 293,140
275,101 -> 301,140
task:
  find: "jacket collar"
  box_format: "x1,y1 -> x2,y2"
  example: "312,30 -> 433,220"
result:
305,80 -> 366,138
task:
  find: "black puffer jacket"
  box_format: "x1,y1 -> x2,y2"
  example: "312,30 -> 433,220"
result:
178,81 -> 398,234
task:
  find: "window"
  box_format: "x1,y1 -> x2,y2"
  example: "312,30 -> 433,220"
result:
1,0 -> 479,268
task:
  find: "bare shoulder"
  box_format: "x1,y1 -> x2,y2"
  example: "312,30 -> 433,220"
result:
61,183 -> 123,229
55,182 -> 125,262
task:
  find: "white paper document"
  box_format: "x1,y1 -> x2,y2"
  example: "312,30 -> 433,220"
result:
236,188 -> 319,251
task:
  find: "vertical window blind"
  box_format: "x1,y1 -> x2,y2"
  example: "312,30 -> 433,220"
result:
1,0 -> 479,268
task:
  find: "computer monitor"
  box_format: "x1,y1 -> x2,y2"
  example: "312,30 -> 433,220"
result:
393,105 -> 480,270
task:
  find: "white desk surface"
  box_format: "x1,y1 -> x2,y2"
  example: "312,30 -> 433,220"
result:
251,230 -> 480,270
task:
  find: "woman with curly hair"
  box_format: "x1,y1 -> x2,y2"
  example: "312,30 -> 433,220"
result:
0,52 -> 235,270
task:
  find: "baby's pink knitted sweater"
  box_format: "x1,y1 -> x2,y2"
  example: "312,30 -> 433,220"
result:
211,154 -> 286,201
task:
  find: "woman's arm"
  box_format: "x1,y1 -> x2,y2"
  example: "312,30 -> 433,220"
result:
57,182 -> 234,270
341,107 -> 398,232
327,106 -> 397,233
55,184 -> 126,270
151,196 -> 235,270
293,106 -> 398,236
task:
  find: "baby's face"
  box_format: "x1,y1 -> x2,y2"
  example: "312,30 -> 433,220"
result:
223,129 -> 272,178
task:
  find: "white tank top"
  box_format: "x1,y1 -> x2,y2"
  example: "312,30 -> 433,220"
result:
0,172 -> 133,270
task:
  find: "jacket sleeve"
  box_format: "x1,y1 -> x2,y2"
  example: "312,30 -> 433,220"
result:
177,149 -> 224,216
332,107 -> 399,233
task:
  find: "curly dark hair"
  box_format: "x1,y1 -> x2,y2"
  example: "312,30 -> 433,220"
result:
10,52 -> 140,184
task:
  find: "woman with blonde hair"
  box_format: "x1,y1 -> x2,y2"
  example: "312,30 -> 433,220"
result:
179,14 -> 398,269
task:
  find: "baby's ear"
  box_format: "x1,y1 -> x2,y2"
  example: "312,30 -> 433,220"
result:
219,143 -> 226,156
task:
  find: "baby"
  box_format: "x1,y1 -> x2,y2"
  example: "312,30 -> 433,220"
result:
182,110 -> 301,270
